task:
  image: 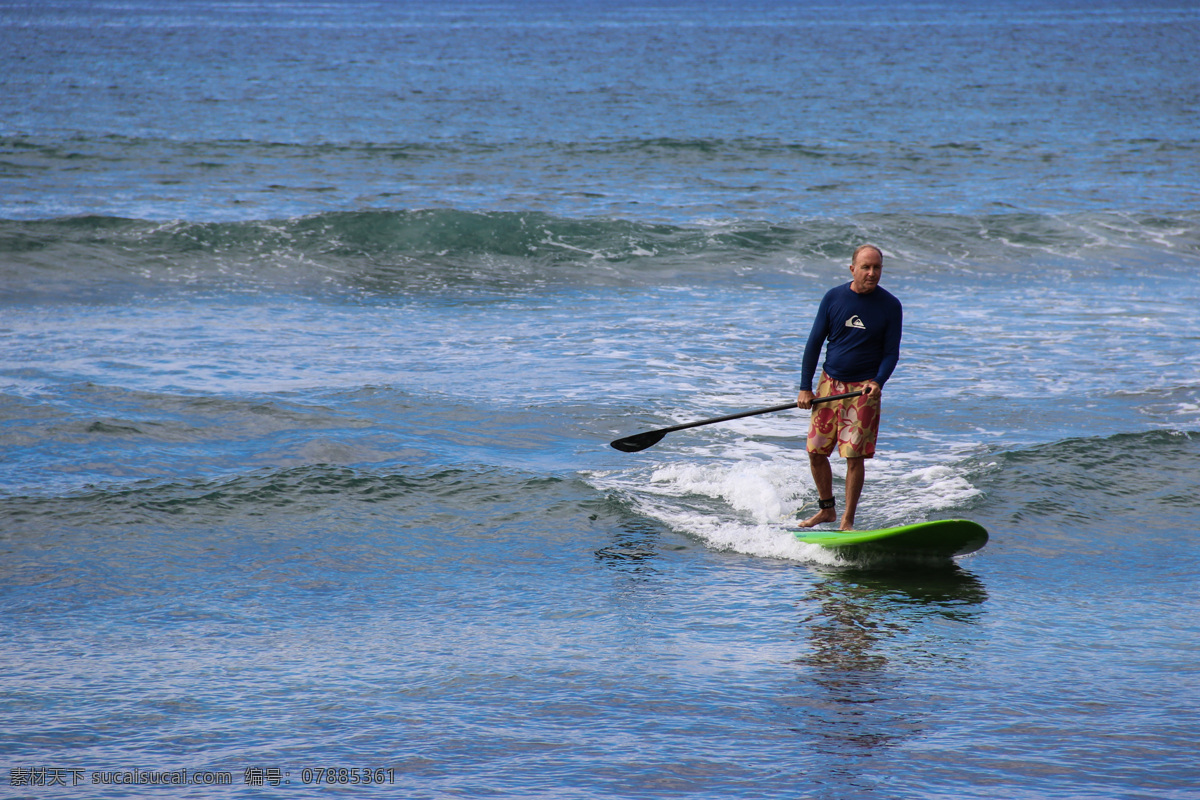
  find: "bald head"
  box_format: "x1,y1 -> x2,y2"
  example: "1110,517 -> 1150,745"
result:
848,245 -> 883,294
852,244 -> 883,264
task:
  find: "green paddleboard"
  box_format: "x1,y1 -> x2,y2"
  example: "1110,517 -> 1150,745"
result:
790,519 -> 988,560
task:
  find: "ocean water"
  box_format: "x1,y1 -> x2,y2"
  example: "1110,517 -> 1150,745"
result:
2,1 -> 1200,798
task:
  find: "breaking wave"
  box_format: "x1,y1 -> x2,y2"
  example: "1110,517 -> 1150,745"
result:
2,207 -> 1197,299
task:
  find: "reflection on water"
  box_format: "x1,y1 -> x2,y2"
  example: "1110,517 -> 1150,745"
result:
787,566 -> 988,764
801,567 -> 988,673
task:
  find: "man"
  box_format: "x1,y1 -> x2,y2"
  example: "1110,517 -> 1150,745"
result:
796,244 -> 902,530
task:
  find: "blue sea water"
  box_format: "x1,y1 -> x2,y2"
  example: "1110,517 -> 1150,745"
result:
2,1 -> 1199,798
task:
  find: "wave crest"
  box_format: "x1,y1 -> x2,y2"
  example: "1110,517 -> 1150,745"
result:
2,208 -> 1197,298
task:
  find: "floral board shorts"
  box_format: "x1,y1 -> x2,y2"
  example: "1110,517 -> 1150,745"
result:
806,372 -> 882,459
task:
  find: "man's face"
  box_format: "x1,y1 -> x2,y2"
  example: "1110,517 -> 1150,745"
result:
849,249 -> 883,293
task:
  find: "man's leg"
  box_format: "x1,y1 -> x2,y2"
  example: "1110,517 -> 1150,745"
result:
797,452 -> 837,527
841,456 -> 865,530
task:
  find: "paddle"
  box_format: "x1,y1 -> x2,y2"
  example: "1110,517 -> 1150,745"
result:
610,391 -> 863,453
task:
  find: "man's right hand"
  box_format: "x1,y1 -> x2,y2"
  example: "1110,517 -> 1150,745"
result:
797,390 -> 815,410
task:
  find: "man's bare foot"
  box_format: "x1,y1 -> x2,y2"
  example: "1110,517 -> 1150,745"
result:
797,508 -> 837,528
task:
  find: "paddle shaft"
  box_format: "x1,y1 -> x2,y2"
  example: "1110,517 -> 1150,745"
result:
610,390 -> 863,452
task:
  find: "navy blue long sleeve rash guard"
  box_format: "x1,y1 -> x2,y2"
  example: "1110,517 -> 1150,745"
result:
800,282 -> 903,392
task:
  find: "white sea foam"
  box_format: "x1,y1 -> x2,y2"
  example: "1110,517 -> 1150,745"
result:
591,442 -> 983,565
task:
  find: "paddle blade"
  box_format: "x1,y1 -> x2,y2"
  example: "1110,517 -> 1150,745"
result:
608,392 -> 861,454
609,430 -> 667,452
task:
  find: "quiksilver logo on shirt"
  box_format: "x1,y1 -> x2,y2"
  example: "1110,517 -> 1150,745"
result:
845,315 -> 866,329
